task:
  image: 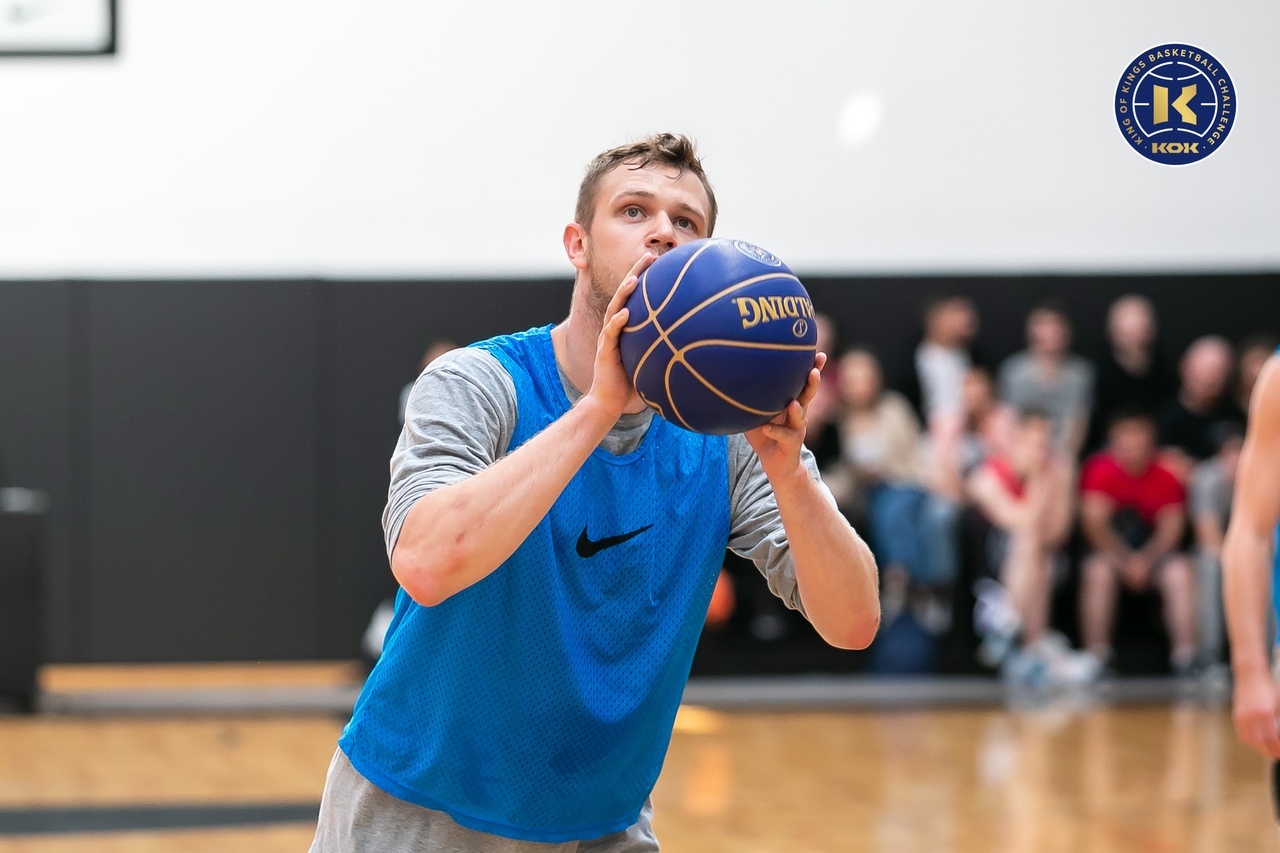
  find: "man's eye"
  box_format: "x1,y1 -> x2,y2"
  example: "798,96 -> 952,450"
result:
624,206 -> 643,218
675,217 -> 695,229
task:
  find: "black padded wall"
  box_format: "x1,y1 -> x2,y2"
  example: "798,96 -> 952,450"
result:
0,273 -> 1275,663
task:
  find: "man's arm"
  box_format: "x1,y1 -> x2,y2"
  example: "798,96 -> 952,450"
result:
1080,492 -> 1126,560
1223,355 -> 1280,758
391,259 -> 650,606
742,356 -> 880,650
1139,504 -> 1186,564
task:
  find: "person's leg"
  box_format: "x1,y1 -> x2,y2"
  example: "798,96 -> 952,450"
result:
1194,549 -> 1225,665
1155,554 -> 1198,670
867,485 -> 920,618
1080,552 -> 1118,659
1001,527 -> 1049,645
917,492 -> 960,589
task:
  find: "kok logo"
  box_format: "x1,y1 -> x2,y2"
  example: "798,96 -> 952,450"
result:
1114,43 -> 1235,165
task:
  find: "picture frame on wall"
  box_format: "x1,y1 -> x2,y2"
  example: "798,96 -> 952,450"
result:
0,0 -> 115,56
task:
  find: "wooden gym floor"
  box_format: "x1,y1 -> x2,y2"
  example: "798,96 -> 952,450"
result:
0,664 -> 1276,852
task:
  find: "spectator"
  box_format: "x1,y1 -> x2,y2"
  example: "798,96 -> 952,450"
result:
805,313 -> 843,471
1156,335 -> 1245,479
1234,334 -> 1279,418
967,409 -> 1092,685
915,293 -> 979,429
997,300 -> 1094,456
1187,422 -> 1245,670
832,349 -> 956,631
1078,408 -> 1197,677
1088,294 -> 1177,451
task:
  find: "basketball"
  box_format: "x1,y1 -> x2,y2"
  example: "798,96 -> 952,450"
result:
619,238 -> 819,435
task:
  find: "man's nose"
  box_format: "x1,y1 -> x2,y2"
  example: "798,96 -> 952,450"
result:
647,214 -> 677,254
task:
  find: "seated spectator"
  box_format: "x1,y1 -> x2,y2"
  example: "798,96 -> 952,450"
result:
998,300 -> 1095,457
1088,294 -> 1177,452
967,409 -> 1091,685
1187,422 -> 1245,669
1234,334 -> 1280,418
831,349 -> 956,632
1079,408 -> 1197,677
1156,335 -> 1245,479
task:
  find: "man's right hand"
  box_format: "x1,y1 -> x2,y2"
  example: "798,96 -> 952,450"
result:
1233,670 -> 1280,759
586,253 -> 655,419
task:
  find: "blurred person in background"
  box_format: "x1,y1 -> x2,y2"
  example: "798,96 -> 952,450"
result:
1188,422 -> 1246,672
1088,294 -> 1177,452
832,348 -> 955,634
1235,335 -> 1280,419
1078,408 -> 1197,678
915,293 -> 980,480
1221,349 -> 1280,808
997,300 -> 1094,457
1157,335 -> 1245,481
967,409 -> 1092,686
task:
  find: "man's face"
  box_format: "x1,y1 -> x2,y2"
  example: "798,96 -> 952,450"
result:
1110,419 -> 1156,471
577,162 -> 711,317
1012,417 -> 1052,469
1027,310 -> 1070,357
1182,344 -> 1232,403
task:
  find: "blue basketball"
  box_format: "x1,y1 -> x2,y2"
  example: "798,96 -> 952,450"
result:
619,238 -> 818,435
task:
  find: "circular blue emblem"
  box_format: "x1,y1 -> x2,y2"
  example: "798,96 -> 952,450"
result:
1115,43 -> 1235,165
732,240 -> 783,267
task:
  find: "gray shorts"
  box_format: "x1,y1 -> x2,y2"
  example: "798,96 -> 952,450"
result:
309,749 -> 660,853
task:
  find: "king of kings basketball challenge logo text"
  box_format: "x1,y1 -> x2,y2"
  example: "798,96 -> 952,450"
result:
1115,43 -> 1235,165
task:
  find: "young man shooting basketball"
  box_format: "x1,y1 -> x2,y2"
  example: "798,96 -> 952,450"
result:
310,133 -> 880,851
1223,348 -> 1280,821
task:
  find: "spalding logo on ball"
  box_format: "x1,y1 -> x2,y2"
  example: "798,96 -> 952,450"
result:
619,238 -> 818,435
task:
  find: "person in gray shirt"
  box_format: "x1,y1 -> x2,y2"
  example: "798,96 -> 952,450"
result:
997,300 -> 1095,457
311,133 -> 881,853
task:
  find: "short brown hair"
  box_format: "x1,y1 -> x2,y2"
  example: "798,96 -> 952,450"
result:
574,133 -> 717,235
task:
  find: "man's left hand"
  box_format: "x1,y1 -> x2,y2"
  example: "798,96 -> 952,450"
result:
745,353 -> 826,486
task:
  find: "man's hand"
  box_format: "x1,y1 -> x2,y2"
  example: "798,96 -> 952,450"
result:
1121,551 -> 1153,590
745,353 -> 827,486
1233,670 -> 1280,759
585,253 -> 654,419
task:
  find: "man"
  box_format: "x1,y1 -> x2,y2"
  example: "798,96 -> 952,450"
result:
310,134 -> 880,851
1222,350 -> 1280,816
1157,336 -> 1246,480
1078,408 -> 1197,676
1188,422 -> 1245,670
1087,294 -> 1177,452
996,300 -> 1094,457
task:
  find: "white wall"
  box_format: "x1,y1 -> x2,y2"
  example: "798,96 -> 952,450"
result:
1,0 -> 1276,278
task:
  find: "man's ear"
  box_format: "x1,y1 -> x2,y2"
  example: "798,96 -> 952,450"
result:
563,223 -> 589,272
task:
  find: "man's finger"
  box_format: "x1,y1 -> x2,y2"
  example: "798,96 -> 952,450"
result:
795,366 -> 822,410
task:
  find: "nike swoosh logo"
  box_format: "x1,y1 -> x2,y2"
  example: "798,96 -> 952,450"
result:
576,524 -> 654,558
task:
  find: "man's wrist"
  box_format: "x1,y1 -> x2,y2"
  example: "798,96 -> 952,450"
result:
767,462 -> 812,501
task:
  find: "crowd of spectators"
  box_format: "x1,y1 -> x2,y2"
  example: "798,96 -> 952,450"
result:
802,293 -> 1275,687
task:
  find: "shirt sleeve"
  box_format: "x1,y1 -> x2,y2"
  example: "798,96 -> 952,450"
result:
726,435 -> 844,619
1079,456 -> 1111,496
382,347 -> 518,560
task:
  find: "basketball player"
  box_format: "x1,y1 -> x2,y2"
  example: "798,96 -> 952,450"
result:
1223,348 -> 1280,819
309,133 -> 881,851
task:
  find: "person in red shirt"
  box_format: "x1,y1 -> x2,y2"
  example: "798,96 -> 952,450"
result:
968,409 -> 1093,685
1079,407 -> 1197,675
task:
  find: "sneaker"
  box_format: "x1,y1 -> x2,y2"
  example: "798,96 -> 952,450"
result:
1028,636 -> 1103,686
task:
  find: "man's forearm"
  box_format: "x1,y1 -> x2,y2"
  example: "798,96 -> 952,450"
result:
1140,512 -> 1184,562
771,467 -> 880,650
391,397 -> 617,606
1223,525 -> 1276,679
